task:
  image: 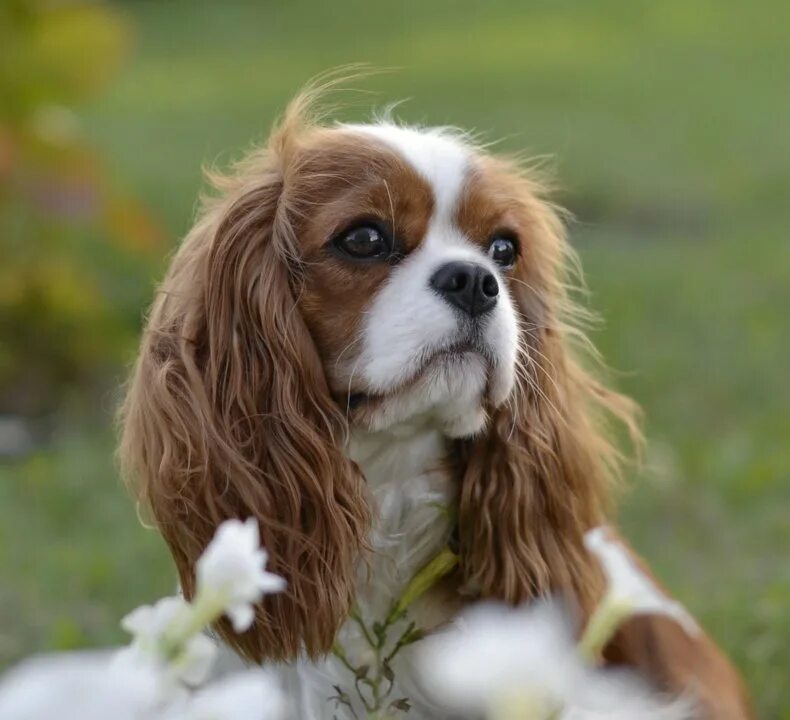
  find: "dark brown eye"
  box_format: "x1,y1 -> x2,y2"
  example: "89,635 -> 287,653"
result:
333,224 -> 391,261
487,236 -> 518,269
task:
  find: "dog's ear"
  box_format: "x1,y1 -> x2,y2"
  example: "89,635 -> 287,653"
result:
455,173 -> 640,614
119,100 -> 370,662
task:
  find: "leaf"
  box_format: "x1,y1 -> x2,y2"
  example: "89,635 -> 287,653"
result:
389,698 -> 411,713
382,661 -> 395,682
402,627 -> 426,645
329,685 -> 351,704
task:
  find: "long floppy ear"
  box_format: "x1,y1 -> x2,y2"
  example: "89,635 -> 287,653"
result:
455,172 -> 640,615
118,103 -> 370,662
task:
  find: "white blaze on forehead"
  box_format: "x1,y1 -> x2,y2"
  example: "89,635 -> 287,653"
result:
344,123 -> 471,222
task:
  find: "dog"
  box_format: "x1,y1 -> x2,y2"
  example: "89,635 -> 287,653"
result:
119,85 -> 752,719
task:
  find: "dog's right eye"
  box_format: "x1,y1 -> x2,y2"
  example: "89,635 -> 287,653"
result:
332,224 -> 392,261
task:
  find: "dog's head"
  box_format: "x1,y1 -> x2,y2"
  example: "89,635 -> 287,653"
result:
119,88 -> 638,661
288,121 -> 523,439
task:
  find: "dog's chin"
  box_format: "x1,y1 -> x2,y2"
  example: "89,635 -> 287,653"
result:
344,349 -> 515,438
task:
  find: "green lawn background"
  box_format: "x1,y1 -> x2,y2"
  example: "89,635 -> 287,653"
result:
1,1 -> 788,715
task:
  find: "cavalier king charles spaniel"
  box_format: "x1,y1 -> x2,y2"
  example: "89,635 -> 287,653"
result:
119,86 -> 751,719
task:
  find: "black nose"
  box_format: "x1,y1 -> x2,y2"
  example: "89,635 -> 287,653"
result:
430,261 -> 499,317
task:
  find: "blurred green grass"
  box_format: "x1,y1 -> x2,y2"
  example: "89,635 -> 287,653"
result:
1,0 -> 788,715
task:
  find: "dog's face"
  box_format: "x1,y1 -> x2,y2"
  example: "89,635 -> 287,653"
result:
289,124 -> 550,438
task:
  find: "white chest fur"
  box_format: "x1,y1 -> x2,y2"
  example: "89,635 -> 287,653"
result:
282,425 -> 457,719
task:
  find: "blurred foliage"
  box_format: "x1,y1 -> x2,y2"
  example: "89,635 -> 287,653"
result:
0,0 -> 164,415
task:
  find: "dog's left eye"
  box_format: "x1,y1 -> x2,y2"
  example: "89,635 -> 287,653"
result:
333,224 -> 392,261
487,236 -> 518,269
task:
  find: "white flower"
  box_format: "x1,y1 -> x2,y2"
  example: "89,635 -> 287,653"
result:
196,518 -> 286,632
584,527 -> 699,636
169,634 -> 217,687
118,596 -> 218,687
419,602 -> 693,720
0,650 -> 160,720
419,601 -> 581,716
121,596 -> 191,645
0,654 -> 286,720
114,636 -> 217,691
160,669 -> 285,720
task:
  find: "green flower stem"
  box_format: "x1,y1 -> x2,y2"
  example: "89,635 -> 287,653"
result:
386,547 -> 459,625
577,593 -> 633,662
331,546 -> 459,717
160,589 -> 227,658
350,609 -> 378,648
383,622 -> 422,667
332,642 -> 356,674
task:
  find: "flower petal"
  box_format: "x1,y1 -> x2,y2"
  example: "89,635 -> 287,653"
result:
160,668 -> 284,720
258,570 -> 287,594
419,601 -> 580,713
175,635 -> 218,687
585,526 -> 699,636
227,603 -> 256,633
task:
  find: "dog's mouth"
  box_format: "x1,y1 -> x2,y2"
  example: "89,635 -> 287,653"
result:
340,338 -> 494,414
428,339 -> 479,359
424,334 -> 495,368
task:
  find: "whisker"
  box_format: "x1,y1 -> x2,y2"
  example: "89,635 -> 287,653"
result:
334,334 -> 362,372
344,355 -> 364,421
514,347 -> 562,419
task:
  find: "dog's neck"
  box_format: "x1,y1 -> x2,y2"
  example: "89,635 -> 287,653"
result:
346,422 -> 456,621
291,424 -> 459,719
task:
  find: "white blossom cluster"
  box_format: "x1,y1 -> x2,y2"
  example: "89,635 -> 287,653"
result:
419,527 -> 699,720
0,522 -> 700,720
0,518 -> 286,720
